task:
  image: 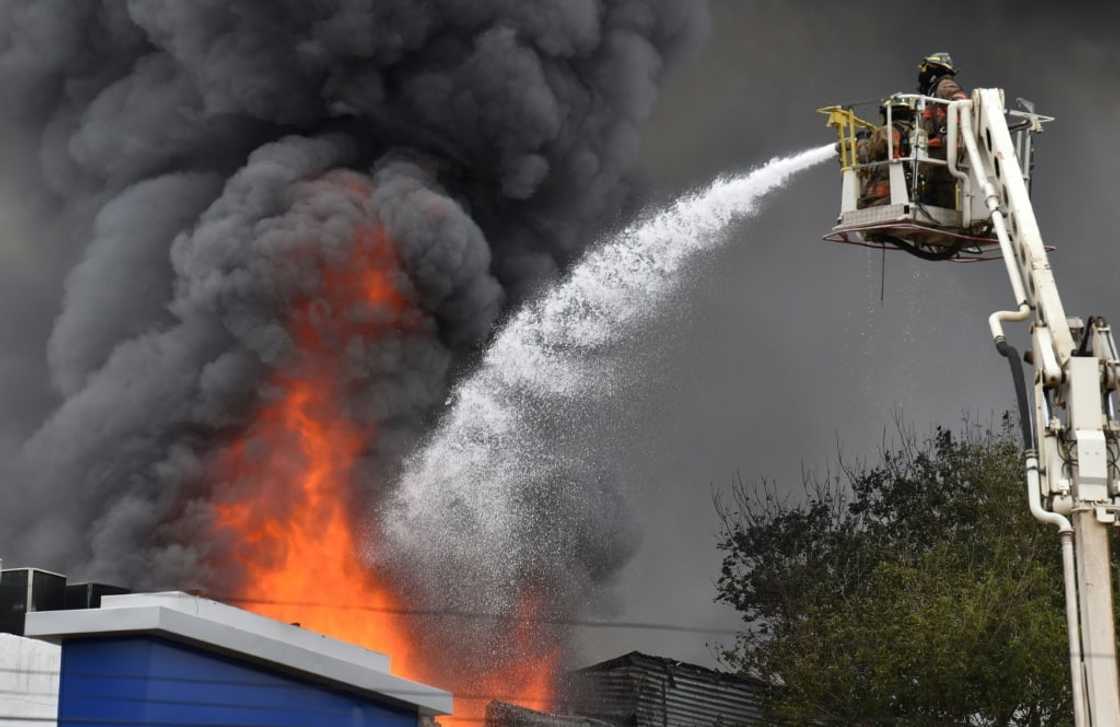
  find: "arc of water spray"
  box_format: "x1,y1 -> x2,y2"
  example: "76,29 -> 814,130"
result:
382,144 -> 836,602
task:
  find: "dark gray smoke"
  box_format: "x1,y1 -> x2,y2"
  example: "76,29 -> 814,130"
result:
0,0 -> 708,683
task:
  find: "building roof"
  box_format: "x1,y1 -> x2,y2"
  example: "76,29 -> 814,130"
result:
24,591 -> 451,715
486,700 -> 617,727
565,651 -> 770,727
574,651 -> 768,688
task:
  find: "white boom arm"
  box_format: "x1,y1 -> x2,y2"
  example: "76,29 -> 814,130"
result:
955,88 -> 1120,726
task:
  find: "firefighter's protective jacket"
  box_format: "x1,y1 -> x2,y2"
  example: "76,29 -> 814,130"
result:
856,121 -> 912,205
930,75 -> 967,101
923,76 -> 968,157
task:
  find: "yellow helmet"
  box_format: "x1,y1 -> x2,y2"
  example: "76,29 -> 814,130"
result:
919,52 -> 956,75
918,52 -> 957,94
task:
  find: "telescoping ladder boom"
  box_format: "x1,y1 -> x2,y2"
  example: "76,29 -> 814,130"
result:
955,88 -> 1120,726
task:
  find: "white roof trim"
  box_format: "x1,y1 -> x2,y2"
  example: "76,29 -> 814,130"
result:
99,592 -> 393,672
1,566 -> 68,579
24,591 -> 451,715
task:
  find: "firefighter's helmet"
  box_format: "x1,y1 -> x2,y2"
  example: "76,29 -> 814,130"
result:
920,52 -> 956,75
880,97 -> 914,123
918,52 -> 957,94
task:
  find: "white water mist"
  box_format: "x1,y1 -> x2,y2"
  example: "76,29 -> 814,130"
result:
380,145 -> 836,612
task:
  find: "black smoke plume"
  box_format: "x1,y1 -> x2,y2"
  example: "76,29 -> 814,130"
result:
0,0 -> 708,681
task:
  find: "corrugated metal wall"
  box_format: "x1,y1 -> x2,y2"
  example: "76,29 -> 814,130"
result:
564,653 -> 771,727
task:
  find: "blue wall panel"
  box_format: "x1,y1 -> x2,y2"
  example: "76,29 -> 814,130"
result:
57,636 -> 419,727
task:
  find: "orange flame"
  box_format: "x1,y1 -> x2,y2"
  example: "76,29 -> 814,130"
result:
212,222 -> 557,723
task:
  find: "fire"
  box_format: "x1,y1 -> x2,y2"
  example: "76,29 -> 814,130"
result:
212,221 -> 557,722
215,379 -> 416,673
465,597 -> 560,717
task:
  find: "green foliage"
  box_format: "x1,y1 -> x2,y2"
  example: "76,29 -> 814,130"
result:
715,419 -> 1078,726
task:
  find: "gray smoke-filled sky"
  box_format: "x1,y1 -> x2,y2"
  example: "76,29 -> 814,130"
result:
573,0 -> 1120,668
0,0 -> 709,684
1,0 -> 1118,680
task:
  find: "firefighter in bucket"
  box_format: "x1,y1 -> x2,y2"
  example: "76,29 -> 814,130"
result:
918,52 -> 968,208
856,97 -> 915,208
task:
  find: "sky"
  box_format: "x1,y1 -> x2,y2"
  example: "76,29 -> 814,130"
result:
1,0 -> 1118,680
572,0 -> 1120,668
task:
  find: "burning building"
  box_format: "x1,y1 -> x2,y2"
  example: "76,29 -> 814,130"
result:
0,572 -> 450,726
25,591 -> 450,726
486,652 -> 772,727
0,1 -> 710,720
563,652 -> 770,726
1,569 -> 765,727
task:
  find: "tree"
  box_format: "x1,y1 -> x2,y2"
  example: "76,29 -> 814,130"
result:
715,418 -> 1082,726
